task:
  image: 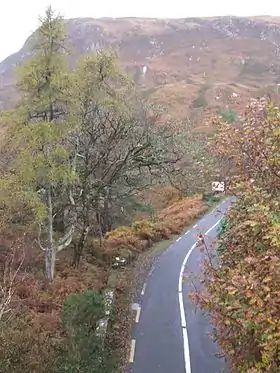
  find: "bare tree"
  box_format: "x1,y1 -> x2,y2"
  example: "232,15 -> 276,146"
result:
70,52 -> 183,266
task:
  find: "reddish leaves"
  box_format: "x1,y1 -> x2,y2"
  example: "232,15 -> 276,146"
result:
191,98 -> 280,372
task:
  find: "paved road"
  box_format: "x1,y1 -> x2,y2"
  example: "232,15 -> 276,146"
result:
127,198 -> 234,373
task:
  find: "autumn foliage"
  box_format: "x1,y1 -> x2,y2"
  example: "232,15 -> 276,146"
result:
0,192 -> 209,371
102,195 -> 208,262
192,98 -> 280,372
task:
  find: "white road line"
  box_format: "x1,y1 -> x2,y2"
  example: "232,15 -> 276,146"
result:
178,242 -> 196,293
148,266 -> 155,277
129,339 -> 136,362
176,237 -> 182,242
141,283 -> 147,296
178,217 -> 223,373
178,291 -> 187,328
184,230 -> 190,235
135,306 -> 141,323
193,224 -> 197,228
205,218 -> 222,235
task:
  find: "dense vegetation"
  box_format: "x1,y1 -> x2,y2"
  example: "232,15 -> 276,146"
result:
1,7 -> 278,373
0,7 -> 219,372
193,98 -> 280,372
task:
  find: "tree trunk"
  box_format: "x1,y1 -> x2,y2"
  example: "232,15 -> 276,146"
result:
72,191 -> 89,267
100,206 -> 112,235
96,211 -> 103,247
45,246 -> 56,282
45,186 -> 56,282
100,194 -> 112,235
72,225 -> 89,267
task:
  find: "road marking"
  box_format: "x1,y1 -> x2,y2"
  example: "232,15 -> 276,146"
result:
178,241 -> 196,292
141,283 -> 147,296
184,230 -> 190,235
176,237 -> 182,242
135,306 -> 141,323
178,217 -> 223,373
132,302 -> 140,312
148,266 -> 155,277
182,327 -> 191,370
205,218 -> 222,235
178,291 -> 187,328
129,339 -> 136,362
193,224 -> 197,228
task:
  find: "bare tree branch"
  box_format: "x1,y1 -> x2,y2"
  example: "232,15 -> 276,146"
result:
0,241 -> 25,320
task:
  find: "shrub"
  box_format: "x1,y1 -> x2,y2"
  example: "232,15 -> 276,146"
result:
101,196 -> 208,265
0,316 -> 59,373
158,196 -> 208,233
105,226 -> 133,239
132,220 -> 157,240
153,223 -> 172,240
219,107 -> 238,123
202,193 -> 223,204
59,290 -> 113,373
193,93 -> 207,108
192,98 -> 280,372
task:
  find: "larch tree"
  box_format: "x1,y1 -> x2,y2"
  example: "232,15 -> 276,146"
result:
1,7 -> 76,281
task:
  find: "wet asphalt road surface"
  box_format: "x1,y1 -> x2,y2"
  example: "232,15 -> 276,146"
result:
127,198 -> 234,373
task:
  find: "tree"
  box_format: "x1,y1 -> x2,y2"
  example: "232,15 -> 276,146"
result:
191,97 -> 280,372
1,7 -> 76,281
69,51 -> 184,266
165,119 -> 222,196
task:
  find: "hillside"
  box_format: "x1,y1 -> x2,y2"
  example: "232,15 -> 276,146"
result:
0,11 -> 279,373
2,15 -> 280,121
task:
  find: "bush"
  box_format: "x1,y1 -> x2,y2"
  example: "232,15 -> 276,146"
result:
59,290 -> 115,373
193,94 -> 207,108
132,220 -> 157,240
153,223 -> 172,240
219,107 -> 238,123
192,98 -> 280,372
105,226 -> 133,239
158,196 -> 208,234
101,196 -> 208,265
61,290 -> 104,330
202,193 -> 223,204
0,316 -> 60,373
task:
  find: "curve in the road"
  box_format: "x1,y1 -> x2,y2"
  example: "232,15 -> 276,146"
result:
178,217 -> 222,373
127,198 -> 233,373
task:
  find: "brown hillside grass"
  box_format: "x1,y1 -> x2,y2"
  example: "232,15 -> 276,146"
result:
157,195 -> 208,232
101,195 -> 208,261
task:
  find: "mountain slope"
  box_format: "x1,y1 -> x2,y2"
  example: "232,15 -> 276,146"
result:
1,16 -> 280,120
